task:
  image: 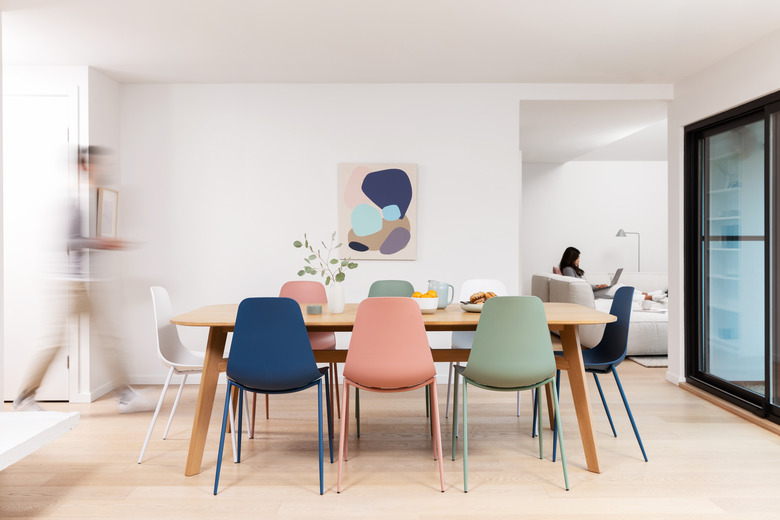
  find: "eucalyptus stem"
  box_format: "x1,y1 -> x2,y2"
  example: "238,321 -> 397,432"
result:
294,231 -> 358,285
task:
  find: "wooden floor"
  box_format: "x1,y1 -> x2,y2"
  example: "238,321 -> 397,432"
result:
2,361 -> 780,519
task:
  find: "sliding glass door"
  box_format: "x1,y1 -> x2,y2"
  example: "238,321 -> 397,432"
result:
685,93 -> 780,422
701,118 -> 766,395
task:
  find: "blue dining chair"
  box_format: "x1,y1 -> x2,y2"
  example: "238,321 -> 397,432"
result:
451,296 -> 569,492
213,297 -> 333,495
550,286 -> 648,462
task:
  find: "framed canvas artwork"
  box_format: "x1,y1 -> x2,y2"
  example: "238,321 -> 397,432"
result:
338,163 -> 417,260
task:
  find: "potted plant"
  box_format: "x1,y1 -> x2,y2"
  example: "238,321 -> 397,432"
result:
294,231 -> 358,313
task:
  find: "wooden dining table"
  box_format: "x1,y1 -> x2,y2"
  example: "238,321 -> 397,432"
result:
171,301 -> 615,477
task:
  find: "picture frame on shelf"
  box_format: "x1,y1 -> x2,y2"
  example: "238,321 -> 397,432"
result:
97,187 -> 118,238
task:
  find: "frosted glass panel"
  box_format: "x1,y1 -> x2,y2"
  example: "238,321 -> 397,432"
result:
703,120 -> 765,395
705,242 -> 765,387
706,121 -> 764,237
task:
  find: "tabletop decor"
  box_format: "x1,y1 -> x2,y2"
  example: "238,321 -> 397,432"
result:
294,231 -> 358,313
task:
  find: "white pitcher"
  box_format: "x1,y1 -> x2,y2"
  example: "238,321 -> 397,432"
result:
427,280 -> 454,309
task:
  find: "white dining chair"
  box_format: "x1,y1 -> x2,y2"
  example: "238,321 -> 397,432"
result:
138,286 -> 207,464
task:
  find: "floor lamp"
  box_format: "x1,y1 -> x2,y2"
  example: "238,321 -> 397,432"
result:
616,229 -> 640,271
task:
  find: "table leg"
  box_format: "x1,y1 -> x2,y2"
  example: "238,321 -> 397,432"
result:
185,326 -> 228,476
559,324 -> 601,474
544,383 -> 555,427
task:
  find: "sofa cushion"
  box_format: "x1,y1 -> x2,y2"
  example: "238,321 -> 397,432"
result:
531,274 -> 551,302
549,277 -> 595,308
547,276 -> 605,348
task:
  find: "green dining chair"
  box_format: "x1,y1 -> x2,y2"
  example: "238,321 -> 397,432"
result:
367,279 -> 415,297
451,296 -> 569,492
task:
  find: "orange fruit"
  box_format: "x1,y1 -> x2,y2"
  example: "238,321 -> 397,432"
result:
425,290 -> 437,298
412,291 -> 423,298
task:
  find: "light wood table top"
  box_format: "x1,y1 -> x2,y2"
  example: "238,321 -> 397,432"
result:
172,301 -> 614,331
172,299 -> 615,477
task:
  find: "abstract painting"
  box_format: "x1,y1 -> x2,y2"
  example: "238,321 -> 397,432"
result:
338,163 -> 417,260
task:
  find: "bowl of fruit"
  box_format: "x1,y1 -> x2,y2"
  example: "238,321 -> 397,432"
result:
411,290 -> 438,314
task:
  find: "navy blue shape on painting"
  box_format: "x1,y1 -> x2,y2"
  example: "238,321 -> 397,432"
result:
349,241 -> 369,252
361,169 -> 412,218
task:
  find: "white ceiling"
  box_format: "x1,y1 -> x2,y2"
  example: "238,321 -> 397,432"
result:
519,100 -> 669,162
3,0 -> 780,161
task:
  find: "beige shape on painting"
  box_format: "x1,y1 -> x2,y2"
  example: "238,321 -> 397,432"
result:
342,165 -> 373,209
348,217 -> 411,252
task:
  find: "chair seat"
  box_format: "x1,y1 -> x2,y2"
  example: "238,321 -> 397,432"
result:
347,376 -> 434,393
234,367 -> 328,395
553,349 -> 621,372
309,332 -> 337,350
168,350 -> 206,370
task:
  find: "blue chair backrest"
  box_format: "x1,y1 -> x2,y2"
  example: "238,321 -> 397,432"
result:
592,286 -> 634,364
227,297 -> 321,391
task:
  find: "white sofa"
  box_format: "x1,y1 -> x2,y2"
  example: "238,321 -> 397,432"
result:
531,272 -> 668,356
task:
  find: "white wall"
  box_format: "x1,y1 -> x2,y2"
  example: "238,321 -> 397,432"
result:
118,84 -> 523,382
667,28 -> 780,384
0,22 -> 4,402
521,161 -> 668,293
86,68 -> 122,400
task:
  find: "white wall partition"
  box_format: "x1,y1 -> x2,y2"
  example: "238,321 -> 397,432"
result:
118,84 -> 522,382
521,160 -> 668,294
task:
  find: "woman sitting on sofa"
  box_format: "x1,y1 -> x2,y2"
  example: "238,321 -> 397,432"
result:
558,246 -> 608,292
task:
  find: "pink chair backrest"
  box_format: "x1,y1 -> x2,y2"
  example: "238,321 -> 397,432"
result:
280,280 -> 334,350
344,297 -> 435,389
280,280 -> 328,304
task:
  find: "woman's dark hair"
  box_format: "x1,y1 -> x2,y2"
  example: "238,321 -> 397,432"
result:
559,246 -> 584,277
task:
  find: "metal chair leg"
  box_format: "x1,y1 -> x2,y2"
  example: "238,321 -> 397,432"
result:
593,372 -> 617,437
611,367 -> 648,462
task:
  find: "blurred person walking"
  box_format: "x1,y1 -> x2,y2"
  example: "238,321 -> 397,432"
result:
13,146 -> 153,413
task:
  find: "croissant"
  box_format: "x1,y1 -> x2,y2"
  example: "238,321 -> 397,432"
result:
469,291 -> 486,303
485,292 -> 497,299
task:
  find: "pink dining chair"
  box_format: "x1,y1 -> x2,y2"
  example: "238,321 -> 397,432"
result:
337,297 -> 445,493
247,281 -> 341,435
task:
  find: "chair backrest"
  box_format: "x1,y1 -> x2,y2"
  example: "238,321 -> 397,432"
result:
344,297 -> 435,389
279,280 -> 328,303
590,286 -> 634,364
458,279 -> 508,300
368,279 -> 414,297
279,280 -> 335,349
150,286 -> 190,366
227,297 -> 322,391
462,296 -> 556,388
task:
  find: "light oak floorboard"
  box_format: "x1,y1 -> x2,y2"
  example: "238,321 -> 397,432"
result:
2,361 -> 780,519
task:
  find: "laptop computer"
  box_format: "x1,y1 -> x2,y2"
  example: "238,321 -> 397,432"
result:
605,268 -> 623,288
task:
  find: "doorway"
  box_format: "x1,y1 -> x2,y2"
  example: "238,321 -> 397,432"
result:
3,94 -> 72,401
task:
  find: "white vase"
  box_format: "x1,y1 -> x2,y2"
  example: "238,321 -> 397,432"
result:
327,282 -> 345,314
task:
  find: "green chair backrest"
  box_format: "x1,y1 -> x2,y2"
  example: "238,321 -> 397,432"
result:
367,279 -> 414,297
462,296 -> 556,389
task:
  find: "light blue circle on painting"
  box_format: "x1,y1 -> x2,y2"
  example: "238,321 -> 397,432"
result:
351,203 -> 383,237
382,204 -> 401,221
